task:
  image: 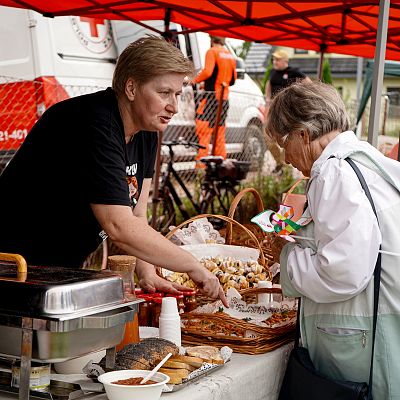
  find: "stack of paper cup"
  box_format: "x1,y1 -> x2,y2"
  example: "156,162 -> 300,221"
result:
159,297 -> 181,346
257,280 -> 273,304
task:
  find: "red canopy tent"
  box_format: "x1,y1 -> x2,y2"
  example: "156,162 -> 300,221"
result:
1,0 -> 400,60
0,0 -> 398,152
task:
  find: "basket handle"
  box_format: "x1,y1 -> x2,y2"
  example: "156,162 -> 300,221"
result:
228,187 -> 264,219
226,188 -> 265,243
0,252 -> 28,282
166,213 -> 266,266
282,178 -> 309,203
239,286 -> 283,296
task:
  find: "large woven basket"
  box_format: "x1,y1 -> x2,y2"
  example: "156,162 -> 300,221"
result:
166,214 -> 296,354
166,213 -> 268,267
180,286 -> 296,355
222,187 -> 277,265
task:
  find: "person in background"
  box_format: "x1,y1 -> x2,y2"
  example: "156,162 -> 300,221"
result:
265,49 -> 311,103
0,36 -> 227,305
266,80 -> 400,398
265,49 -> 311,173
193,35 -> 237,162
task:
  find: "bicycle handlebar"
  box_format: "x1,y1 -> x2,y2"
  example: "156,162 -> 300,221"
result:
162,139 -> 206,150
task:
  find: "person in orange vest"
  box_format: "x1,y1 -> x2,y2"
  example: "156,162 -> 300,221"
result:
193,36 -> 237,162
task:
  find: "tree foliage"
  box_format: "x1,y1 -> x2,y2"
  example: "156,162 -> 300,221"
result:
236,41 -> 252,59
321,58 -> 333,84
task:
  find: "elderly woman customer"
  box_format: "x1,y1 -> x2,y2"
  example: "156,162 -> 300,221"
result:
0,36 -> 226,305
266,81 -> 400,399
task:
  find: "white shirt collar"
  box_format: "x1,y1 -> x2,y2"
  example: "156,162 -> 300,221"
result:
311,131 -> 356,177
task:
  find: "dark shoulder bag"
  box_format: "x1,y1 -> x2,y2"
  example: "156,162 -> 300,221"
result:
278,158 -> 381,400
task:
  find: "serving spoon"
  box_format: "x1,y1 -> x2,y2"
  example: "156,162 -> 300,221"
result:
140,352 -> 173,384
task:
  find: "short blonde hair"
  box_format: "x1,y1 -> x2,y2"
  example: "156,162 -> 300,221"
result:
112,35 -> 194,95
266,81 -> 350,141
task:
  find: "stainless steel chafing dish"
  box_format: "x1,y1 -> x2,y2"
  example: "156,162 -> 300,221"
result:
0,252 -> 142,400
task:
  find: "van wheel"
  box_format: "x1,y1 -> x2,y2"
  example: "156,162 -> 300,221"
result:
243,125 -> 266,170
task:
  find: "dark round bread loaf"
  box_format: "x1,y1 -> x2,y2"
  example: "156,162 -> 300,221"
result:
100,338 -> 179,371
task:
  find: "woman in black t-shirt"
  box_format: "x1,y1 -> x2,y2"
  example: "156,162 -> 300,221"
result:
0,36 -> 227,306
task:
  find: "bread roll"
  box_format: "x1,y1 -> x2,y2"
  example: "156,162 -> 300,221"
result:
158,369 -> 185,384
170,355 -> 204,368
185,345 -> 223,363
163,360 -> 196,371
159,367 -> 190,379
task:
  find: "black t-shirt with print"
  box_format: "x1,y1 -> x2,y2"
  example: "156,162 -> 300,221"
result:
0,88 -> 157,268
269,66 -> 306,97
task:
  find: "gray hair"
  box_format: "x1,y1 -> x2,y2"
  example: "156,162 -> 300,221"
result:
266,81 -> 350,141
112,35 -> 194,95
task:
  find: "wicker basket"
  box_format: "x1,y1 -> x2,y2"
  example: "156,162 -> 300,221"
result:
180,286 -> 296,355
281,178 -> 309,222
223,188 -> 276,264
166,213 -> 267,267
166,214 -> 296,354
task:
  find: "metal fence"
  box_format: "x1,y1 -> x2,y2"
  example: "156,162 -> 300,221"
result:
1,76 -> 397,182
346,98 -> 400,139
0,76 -> 267,181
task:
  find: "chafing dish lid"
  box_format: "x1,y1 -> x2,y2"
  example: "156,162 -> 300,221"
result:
0,264 -> 125,316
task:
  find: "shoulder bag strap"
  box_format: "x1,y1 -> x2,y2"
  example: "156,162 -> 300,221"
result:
345,157 -> 381,398
294,156 -> 381,396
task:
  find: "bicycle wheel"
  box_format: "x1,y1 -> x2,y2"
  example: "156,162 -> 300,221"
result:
151,194 -> 176,235
216,184 -> 241,219
200,183 -> 242,221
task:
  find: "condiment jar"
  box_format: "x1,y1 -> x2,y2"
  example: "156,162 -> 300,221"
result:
107,255 -> 136,299
108,255 -> 138,350
116,314 -> 139,351
12,362 -> 50,393
137,294 -> 153,326
152,297 -> 163,327
134,288 -> 144,296
183,290 -> 198,312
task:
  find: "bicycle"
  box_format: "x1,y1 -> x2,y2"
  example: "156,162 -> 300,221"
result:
151,139 -> 251,234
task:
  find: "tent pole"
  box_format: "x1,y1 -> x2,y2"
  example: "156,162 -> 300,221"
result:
355,57 -> 364,138
368,0 -> 390,147
317,45 -> 325,80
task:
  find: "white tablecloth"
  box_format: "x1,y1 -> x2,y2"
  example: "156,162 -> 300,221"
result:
163,344 -> 292,400
1,344 -> 292,400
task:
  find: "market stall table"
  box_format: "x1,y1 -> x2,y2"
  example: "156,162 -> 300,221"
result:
0,344 -> 292,399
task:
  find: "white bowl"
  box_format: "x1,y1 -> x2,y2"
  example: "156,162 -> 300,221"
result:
98,370 -> 170,400
53,350 -> 106,374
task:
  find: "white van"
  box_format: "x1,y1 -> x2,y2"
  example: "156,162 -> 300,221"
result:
0,6 -> 117,170
0,8 -> 265,170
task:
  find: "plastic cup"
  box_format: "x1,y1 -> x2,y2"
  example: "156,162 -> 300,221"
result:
160,297 -> 179,317
159,315 -> 181,346
159,298 -> 181,346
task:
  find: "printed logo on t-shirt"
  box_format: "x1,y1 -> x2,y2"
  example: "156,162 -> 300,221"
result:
99,230 -> 108,241
283,73 -> 288,80
126,163 -> 139,207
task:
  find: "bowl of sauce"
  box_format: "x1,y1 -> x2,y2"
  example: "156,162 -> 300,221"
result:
98,370 -> 169,400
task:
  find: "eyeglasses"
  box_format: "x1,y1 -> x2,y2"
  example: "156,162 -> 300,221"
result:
277,134 -> 291,149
